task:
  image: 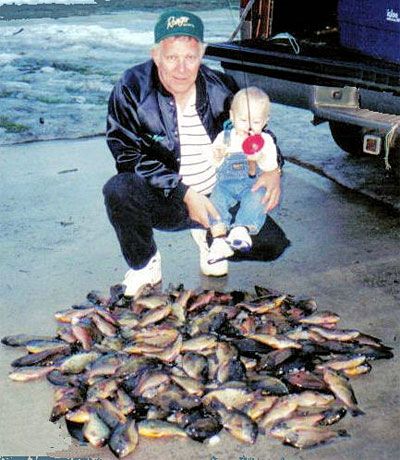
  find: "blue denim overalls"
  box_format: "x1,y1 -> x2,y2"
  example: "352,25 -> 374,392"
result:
209,128 -> 267,234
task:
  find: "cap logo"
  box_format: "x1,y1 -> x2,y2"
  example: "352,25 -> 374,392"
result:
166,16 -> 194,30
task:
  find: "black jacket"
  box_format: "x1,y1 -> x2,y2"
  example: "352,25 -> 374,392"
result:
106,59 -> 282,200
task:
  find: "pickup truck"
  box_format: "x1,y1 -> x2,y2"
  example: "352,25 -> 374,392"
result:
205,0 -> 400,178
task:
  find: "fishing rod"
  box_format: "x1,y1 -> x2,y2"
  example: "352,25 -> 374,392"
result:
225,0 -> 274,164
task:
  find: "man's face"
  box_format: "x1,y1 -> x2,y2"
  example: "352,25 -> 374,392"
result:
151,36 -> 204,99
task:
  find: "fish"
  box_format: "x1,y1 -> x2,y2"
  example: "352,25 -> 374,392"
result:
1,334 -> 55,347
323,367 -> 365,416
139,305 -> 172,328
257,396 -> 298,432
11,347 -> 70,367
270,413 -> 326,439
246,373 -> 289,395
94,305 -> 118,325
71,319 -> 94,351
97,399 -> 127,429
283,370 -> 327,391
134,294 -> 169,309
182,352 -> 209,381
171,375 -> 205,396
343,363 -> 372,377
185,416 -> 222,442
316,355 -> 367,371
8,365 -> 56,382
2,283 -> 394,456
57,351 -> 101,374
217,407 -> 258,444
202,386 -> 254,410
86,353 -> 127,383
142,334 -> 182,363
91,313 -> 117,337
86,377 -> 119,403
115,357 -> 155,379
299,311 -> 340,326
152,387 -> 202,411
309,326 -> 360,342
217,359 -> 247,384
236,299 -> 279,314
115,389 -> 136,415
83,410 -> 111,447
290,391 -> 335,408
282,426 -> 349,449
25,339 -> 70,354
137,420 -> 188,438
114,311 -> 140,328
65,404 -> 93,423
181,334 -> 218,353
319,407 -> 347,425
243,396 -> 279,420
109,418 -> 139,458
133,370 -> 170,398
54,307 -> 94,323
257,348 -> 296,372
132,326 -> 179,348
96,336 -> 124,352
56,326 -> 78,343
46,369 -> 85,387
50,386 -> 84,422
246,333 -> 302,350
187,290 -> 215,312
285,326 -> 325,343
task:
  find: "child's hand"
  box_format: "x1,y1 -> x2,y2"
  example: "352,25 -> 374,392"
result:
213,144 -> 227,162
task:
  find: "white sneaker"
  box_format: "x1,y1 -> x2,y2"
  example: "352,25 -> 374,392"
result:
190,229 -> 228,277
226,226 -> 252,252
207,238 -> 234,264
122,251 -> 162,297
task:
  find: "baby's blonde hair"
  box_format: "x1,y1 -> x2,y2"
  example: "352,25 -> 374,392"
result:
231,86 -> 270,118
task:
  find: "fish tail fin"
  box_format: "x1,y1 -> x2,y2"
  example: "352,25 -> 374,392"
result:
337,429 -> 351,438
350,407 -> 365,417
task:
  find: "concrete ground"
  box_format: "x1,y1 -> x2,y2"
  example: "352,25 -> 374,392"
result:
0,136 -> 399,460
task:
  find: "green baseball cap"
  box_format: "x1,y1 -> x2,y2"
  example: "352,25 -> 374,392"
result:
154,9 -> 204,43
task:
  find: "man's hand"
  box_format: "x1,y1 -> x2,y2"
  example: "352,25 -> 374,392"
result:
251,168 -> 282,213
183,188 -> 220,229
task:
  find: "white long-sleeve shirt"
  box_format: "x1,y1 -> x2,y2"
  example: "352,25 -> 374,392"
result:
210,129 -> 279,172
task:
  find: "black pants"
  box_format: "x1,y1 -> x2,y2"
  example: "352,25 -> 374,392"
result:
103,173 -> 291,270
103,173 -> 198,269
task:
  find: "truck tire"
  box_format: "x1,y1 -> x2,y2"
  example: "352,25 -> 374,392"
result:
329,121 -> 364,155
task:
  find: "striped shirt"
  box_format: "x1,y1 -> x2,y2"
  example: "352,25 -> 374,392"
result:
177,93 -> 216,196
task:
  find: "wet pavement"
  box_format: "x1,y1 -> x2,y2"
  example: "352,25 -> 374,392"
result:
0,134 -> 399,460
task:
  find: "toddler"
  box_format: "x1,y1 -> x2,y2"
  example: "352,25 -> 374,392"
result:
207,86 -> 280,263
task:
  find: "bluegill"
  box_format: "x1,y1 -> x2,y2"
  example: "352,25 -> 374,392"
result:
1,334 -> 54,347
246,333 -> 302,350
257,396 -> 299,432
50,386 -> 84,422
11,347 -> 69,367
323,367 -> 365,416
83,410 -> 111,447
283,426 -> 349,449
217,407 -> 258,444
137,420 -> 188,438
109,418 -> 138,458
57,351 -> 100,374
25,339 -> 70,354
9,365 -> 56,382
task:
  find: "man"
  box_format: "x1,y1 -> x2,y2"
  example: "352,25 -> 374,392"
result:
103,9 -> 283,297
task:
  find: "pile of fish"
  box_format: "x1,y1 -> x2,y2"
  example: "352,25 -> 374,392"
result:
2,284 -> 394,457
